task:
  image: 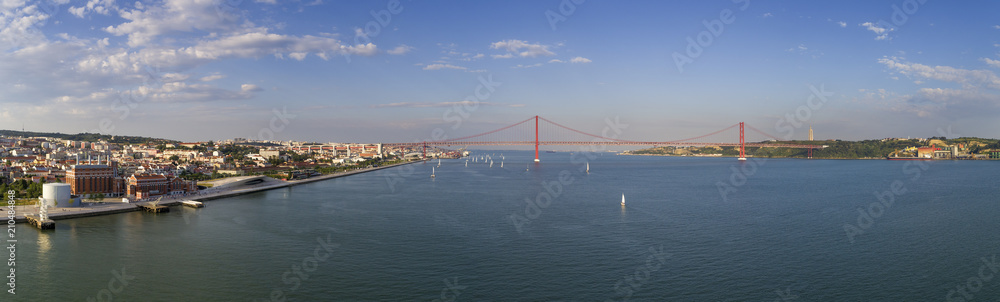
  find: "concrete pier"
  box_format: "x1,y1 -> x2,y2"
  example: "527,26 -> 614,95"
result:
25,215 -> 55,230
137,203 -> 169,213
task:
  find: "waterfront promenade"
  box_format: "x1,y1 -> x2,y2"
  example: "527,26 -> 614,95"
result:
4,160 -> 421,224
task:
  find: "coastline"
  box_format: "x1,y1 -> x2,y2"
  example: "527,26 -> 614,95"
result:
5,160 -> 422,224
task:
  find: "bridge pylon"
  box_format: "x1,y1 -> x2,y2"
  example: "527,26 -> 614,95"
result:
534,115 -> 540,162
738,122 -> 747,161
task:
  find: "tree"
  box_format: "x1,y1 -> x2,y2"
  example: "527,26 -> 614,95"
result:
169,155 -> 180,161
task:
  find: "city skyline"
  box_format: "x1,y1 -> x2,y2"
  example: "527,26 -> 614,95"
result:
2,0 -> 999,143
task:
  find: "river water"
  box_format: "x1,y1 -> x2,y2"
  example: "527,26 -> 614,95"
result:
10,152 -> 1000,301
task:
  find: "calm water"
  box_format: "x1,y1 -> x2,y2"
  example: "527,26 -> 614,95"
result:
11,152 -> 1000,301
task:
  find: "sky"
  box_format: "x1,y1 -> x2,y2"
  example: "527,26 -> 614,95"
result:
1,0 -> 999,144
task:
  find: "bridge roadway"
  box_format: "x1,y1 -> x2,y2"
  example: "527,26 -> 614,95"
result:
383,141 -> 823,149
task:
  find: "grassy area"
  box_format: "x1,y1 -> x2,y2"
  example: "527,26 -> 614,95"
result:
11,198 -> 38,206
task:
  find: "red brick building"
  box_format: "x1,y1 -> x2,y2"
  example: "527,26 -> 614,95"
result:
127,173 -> 197,199
67,164 -> 122,196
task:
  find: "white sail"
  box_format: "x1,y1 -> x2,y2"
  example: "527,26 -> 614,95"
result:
431,167 -> 435,178
586,162 -> 590,173
621,193 -> 625,206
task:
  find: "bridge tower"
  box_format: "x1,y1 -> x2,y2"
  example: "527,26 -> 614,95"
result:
738,122 -> 747,161
534,115 -> 540,162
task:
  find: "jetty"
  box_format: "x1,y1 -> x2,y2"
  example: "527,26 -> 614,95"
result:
137,202 -> 169,213
25,214 -> 55,230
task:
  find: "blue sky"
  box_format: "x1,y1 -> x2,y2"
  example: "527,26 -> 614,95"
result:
1,0 -> 999,143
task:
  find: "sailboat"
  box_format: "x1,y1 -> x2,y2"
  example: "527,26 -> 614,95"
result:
500,161 -> 503,168
465,160 -> 468,167
525,164 -> 529,172
438,158 -> 441,167
490,160 -> 493,168
586,162 -> 590,173
431,167 -> 436,178
621,194 -> 625,206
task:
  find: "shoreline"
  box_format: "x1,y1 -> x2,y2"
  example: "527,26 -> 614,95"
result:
5,160 -> 421,224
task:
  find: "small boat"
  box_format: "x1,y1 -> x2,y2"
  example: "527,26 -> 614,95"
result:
500,161 -> 503,168
438,159 -> 441,167
586,162 -> 590,173
525,164 -> 529,172
490,160 -> 493,168
621,194 -> 625,206
431,167 -> 436,178
465,160 -> 468,167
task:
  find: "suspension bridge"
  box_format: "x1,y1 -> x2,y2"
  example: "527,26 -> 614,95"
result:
382,116 -> 824,161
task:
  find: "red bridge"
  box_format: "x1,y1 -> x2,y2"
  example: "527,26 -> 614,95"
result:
382,116 -> 824,161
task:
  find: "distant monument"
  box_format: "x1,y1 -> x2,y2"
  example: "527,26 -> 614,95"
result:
808,125 -> 814,141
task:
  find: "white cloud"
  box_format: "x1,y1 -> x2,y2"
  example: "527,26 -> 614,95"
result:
104,0 -> 245,47
386,44 -> 413,55
570,56 -> 591,63
879,56 -> 1000,89
994,25 -> 1000,29
513,63 -> 543,69
68,0 -> 117,18
983,57 -> 1000,69
837,21 -> 847,28
200,74 -> 225,81
860,22 -> 893,40
491,53 -> 513,59
762,12 -> 773,18
255,0 -> 277,4
490,39 -> 555,58
874,57 -> 1000,117
241,83 -> 262,92
472,53 -> 484,59
423,63 -> 466,71
548,59 -> 563,63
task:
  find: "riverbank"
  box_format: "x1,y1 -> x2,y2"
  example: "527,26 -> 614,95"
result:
4,160 -> 422,224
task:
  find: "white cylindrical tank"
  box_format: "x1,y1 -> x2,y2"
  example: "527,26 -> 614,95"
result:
43,183 -> 77,207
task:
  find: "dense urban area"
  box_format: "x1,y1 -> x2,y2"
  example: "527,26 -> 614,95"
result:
0,130 -> 450,206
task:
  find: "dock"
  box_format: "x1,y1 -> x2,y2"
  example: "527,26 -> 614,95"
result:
181,200 -> 204,208
25,215 -> 55,230
137,203 -> 169,213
